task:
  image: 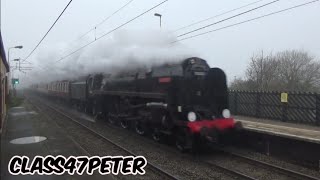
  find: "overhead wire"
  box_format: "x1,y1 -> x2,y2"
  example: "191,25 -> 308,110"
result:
177,0 -> 280,38
69,0 -> 135,44
28,0 -> 135,72
173,0 -> 265,32
172,0 -> 319,43
56,0 -> 169,63
22,0 -> 73,62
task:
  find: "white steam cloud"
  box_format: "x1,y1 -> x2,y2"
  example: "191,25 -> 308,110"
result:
24,29 -> 197,86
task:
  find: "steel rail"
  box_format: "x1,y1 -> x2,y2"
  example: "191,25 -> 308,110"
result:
29,95 -> 317,180
220,150 -> 320,180
29,97 -> 179,180
200,159 -> 258,180
29,96 -> 262,180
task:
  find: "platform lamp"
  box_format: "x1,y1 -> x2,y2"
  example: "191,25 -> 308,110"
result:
13,58 -> 20,71
7,46 -> 23,95
154,13 -> 162,28
7,45 -> 23,67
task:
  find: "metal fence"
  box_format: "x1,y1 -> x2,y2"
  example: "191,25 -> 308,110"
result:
229,90 -> 320,126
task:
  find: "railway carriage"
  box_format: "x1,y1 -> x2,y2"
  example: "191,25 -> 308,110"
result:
47,81 -> 70,99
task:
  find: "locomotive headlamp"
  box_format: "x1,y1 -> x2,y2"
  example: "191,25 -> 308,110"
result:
187,112 -> 197,122
222,109 -> 231,118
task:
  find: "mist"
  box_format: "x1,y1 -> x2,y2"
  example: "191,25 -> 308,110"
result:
22,30 -> 197,87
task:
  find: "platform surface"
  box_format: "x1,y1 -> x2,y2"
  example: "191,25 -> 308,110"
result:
235,116 -> 320,144
1,100 -> 112,180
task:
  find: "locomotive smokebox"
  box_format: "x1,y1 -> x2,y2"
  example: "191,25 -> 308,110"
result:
204,68 -> 229,117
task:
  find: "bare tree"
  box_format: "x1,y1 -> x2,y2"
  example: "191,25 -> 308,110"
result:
245,51 -> 280,90
277,50 -> 320,91
230,50 -> 320,92
230,77 -> 255,90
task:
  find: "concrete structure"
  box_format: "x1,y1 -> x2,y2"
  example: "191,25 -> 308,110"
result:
1,99 -> 114,179
235,115 -> 320,144
0,31 -> 9,133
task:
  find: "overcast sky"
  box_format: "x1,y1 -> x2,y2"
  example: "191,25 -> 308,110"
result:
2,0 -> 320,85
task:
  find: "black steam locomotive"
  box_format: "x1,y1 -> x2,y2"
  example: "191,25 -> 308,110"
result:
34,57 -> 240,151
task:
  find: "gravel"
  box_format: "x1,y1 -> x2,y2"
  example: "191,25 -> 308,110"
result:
204,153 -> 293,180
31,98 -> 158,180
222,146 -> 320,179
29,94 -> 320,180
30,95 -> 237,180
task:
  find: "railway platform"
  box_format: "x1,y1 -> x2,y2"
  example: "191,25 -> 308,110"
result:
235,116 -> 320,144
0,99 -> 113,180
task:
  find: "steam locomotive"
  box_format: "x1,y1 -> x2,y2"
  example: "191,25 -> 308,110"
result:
32,57 -> 241,151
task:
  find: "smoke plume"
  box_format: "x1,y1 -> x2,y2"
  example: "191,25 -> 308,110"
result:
24,29 -> 197,86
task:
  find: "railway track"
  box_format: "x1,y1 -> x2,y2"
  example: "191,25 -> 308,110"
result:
200,150 -> 319,180
28,97 -> 179,180
28,95 -> 320,180
217,149 -> 320,180
201,159 -> 257,180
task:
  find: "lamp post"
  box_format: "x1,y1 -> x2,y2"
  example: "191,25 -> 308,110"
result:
13,58 -> 20,71
11,58 -> 21,96
154,13 -> 162,28
7,45 -> 23,67
7,46 -> 23,96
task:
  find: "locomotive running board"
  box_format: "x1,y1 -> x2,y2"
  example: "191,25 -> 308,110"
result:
92,90 -> 166,99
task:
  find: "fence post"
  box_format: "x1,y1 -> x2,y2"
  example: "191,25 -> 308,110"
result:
256,91 -> 261,118
234,92 -> 238,115
281,92 -> 288,122
316,94 -> 320,126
